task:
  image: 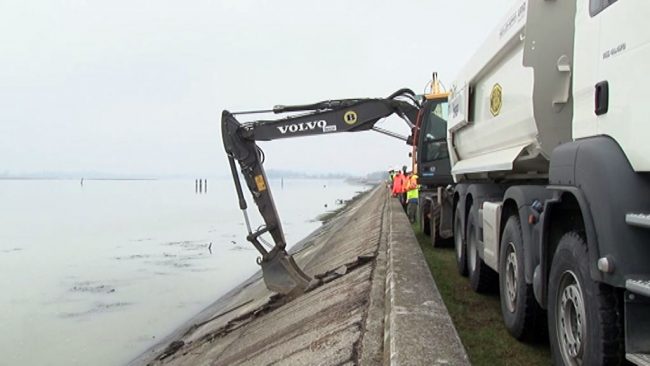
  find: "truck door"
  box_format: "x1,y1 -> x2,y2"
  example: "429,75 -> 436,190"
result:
572,0 -> 602,139
593,0 -> 650,171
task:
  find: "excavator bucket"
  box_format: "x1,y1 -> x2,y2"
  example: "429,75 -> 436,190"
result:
260,249 -> 311,295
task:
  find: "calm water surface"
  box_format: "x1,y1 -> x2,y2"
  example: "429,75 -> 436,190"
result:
0,178 -> 365,366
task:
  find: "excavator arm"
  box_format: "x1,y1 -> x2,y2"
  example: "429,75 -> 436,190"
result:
222,89 -> 420,294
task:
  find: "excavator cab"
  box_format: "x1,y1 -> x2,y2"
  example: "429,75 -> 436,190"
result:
415,97 -> 452,187
412,74 -> 453,187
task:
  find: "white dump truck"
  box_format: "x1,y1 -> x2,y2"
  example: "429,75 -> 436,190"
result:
429,0 -> 650,364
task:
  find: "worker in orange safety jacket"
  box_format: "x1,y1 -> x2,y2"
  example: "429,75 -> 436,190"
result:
391,166 -> 408,207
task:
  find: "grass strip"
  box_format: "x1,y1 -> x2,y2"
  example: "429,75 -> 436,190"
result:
411,223 -> 551,366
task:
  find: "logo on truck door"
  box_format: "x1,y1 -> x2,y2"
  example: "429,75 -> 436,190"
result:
490,83 -> 502,117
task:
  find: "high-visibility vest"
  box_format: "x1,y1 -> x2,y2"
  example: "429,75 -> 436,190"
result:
406,175 -> 419,200
406,187 -> 419,200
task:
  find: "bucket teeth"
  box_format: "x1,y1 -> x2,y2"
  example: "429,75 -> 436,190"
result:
260,250 -> 311,294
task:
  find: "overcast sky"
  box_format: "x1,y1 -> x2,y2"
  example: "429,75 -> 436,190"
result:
0,0 -> 512,177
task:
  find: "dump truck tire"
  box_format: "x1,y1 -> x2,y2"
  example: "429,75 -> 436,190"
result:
499,215 -> 543,340
548,232 -> 624,365
454,205 -> 468,276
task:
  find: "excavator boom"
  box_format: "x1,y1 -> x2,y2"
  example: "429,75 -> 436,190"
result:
222,89 -> 420,294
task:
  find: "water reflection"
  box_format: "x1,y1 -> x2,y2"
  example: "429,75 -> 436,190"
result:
0,178 -> 363,366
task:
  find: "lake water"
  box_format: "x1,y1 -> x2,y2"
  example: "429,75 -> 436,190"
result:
0,178 -> 366,366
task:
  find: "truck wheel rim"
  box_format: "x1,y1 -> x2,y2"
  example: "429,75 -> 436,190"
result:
504,242 -> 518,313
556,270 -> 586,366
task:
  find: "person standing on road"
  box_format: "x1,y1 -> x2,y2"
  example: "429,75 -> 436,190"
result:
399,165 -> 408,212
392,169 -> 406,198
387,169 -> 395,189
406,172 -> 419,223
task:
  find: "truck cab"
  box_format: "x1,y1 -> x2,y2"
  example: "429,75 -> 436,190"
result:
573,0 -> 650,171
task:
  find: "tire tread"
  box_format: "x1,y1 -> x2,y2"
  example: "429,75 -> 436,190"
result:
548,231 -> 625,365
500,215 -> 544,341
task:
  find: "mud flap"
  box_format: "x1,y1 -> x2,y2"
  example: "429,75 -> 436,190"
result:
260,249 -> 312,295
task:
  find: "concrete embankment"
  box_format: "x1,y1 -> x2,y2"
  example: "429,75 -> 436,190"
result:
131,185 -> 468,366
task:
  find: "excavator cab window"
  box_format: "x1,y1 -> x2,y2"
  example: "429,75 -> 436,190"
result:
419,99 -> 449,163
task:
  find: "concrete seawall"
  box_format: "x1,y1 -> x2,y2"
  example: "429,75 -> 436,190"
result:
132,185 -> 469,366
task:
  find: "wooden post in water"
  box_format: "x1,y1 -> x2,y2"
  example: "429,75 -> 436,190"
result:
199,179 -> 203,193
